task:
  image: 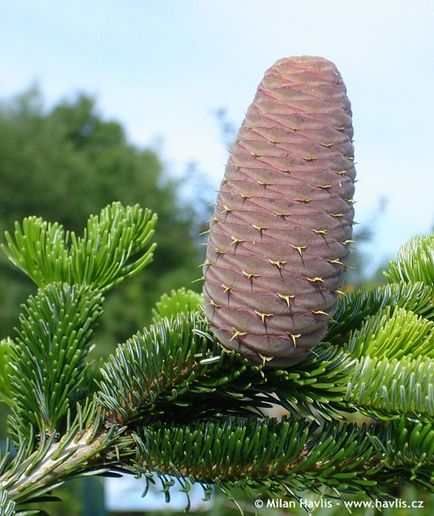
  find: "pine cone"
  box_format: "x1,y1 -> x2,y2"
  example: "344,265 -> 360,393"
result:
203,56 -> 355,367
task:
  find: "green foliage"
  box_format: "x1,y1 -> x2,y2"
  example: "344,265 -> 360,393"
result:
2,203 -> 157,291
0,210 -> 433,515
0,339 -> 12,404
380,418 -> 434,472
8,284 -> 103,445
0,89 -> 208,344
132,418 -> 379,499
385,235 -> 434,285
327,282 -> 434,344
131,417 -> 432,502
0,87 -> 208,516
0,488 -> 15,516
97,313 -> 355,425
327,250 -> 434,421
0,400 -> 119,509
346,355 -> 434,419
345,306 -> 434,360
0,91 -> 167,232
151,287 -> 203,322
97,313 -> 223,424
97,312 -> 271,424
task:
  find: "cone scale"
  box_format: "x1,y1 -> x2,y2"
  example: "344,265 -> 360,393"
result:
203,56 -> 356,367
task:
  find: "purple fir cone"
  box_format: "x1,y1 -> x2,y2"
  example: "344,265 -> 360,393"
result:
203,56 -> 356,367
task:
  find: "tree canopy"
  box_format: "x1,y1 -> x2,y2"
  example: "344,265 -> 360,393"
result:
0,88 -> 208,345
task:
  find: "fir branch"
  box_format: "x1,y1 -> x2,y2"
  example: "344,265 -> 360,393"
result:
1,218 -> 70,287
96,313 -> 354,426
263,344 -> 354,421
0,488 -> 15,516
345,306 -> 434,360
0,401 -> 120,510
8,284 -> 103,446
68,203 -> 157,290
129,417 -> 433,503
327,282 -> 434,344
346,355 -> 434,419
97,309 -> 434,426
381,418 -> 434,469
151,288 -> 203,323
384,235 -> 434,285
0,339 -> 13,405
1,204 -> 433,513
96,312 -> 251,424
371,418 -> 434,490
1,203 -> 157,292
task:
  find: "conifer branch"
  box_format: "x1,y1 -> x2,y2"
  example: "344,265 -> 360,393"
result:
385,235 -> 434,285
151,288 -> 203,323
128,417 -> 433,503
0,204 -> 433,514
1,203 -> 157,291
8,283 -> 103,446
346,355 -> 434,419
345,306 -> 434,360
96,308 -> 434,425
0,401 -> 121,509
1,48 -> 433,515
0,339 -> 12,405
2,218 -> 70,287
68,203 -> 157,290
96,313 -> 355,425
326,282 -> 434,344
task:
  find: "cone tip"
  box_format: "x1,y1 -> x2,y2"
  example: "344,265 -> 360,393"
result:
274,55 -> 336,66
266,56 -> 343,83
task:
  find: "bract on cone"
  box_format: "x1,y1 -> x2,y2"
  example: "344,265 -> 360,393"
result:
203,56 -> 356,367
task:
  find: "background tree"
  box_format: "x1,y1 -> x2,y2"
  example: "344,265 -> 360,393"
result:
0,88 -> 210,349
0,89 -> 212,514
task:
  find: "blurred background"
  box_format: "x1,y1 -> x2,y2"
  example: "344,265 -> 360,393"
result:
1,0 -> 433,514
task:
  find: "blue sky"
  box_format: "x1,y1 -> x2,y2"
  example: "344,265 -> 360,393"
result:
1,0 -> 433,267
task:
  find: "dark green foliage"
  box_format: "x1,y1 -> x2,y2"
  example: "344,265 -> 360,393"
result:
8,284 -> 103,444
131,417 -> 433,502
380,418 -> 434,473
0,207 -> 433,513
0,91 -> 164,233
97,313 -> 228,424
260,343 -> 354,420
0,339 -> 12,405
97,312 -> 275,424
97,313 -> 355,425
0,89 -> 208,343
97,303 -> 434,426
